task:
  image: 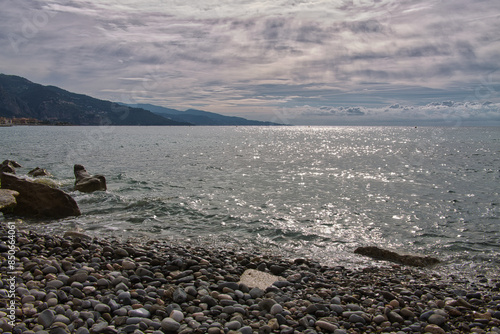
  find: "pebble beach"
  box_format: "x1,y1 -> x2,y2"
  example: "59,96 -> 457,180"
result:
1,222 -> 499,334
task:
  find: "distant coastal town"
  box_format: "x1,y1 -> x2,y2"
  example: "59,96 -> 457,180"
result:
0,117 -> 71,126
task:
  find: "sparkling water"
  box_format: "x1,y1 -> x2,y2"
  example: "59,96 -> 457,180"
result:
1,125 -> 498,276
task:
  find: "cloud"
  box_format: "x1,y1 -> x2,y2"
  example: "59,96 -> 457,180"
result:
0,0 -> 499,125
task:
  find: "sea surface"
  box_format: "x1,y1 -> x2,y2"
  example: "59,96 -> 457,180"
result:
1,125 -> 499,277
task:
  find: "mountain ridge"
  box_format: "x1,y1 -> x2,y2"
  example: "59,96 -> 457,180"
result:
123,103 -> 282,126
0,74 -> 282,126
0,74 -> 189,125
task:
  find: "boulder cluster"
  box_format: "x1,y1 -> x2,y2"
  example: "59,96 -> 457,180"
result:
0,160 -> 106,218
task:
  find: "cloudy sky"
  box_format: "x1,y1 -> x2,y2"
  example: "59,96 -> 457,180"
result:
1,0 -> 499,125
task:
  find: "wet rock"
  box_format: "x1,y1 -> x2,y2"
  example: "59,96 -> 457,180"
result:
354,246 -> 440,267
0,160 -> 21,174
28,167 -> 51,177
0,172 -> 80,218
74,164 -> 106,193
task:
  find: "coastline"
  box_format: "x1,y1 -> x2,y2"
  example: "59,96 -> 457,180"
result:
1,222 -> 499,333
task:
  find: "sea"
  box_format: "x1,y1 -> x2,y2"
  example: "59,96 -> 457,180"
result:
1,125 -> 499,279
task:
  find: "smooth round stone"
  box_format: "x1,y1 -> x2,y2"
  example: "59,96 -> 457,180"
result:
258,299 -> 276,312
94,303 -> 111,313
96,278 -> 110,288
42,266 -> 59,275
270,303 -> 283,315
424,324 -> 446,334
161,318 -> 180,332
115,282 -> 129,291
54,315 -> 71,325
115,248 -> 129,257
170,310 -> 184,322
46,280 -> 64,289
330,304 -> 344,315
387,311 -> 404,323
75,327 -> 90,334
91,321 -> 110,333
70,272 -> 89,283
47,298 -> 59,307
428,314 -> 447,326
420,310 -> 435,321
346,303 -> 361,311
373,314 -> 387,324
348,313 -> 366,324
38,309 -> 55,328
316,320 -> 338,332
249,287 -> 265,299
333,330 -> 348,334
122,260 -> 136,270
129,308 -> 151,318
400,307 -> 415,319
226,320 -> 242,330
239,326 -> 253,334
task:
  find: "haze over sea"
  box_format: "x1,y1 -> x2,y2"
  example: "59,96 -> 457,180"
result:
1,125 -> 499,278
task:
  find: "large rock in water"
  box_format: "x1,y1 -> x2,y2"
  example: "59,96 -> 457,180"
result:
354,246 -> 440,267
0,173 -> 81,218
0,160 -> 21,174
0,189 -> 19,211
74,164 -> 106,193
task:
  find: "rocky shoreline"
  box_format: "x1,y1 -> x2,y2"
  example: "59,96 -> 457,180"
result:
1,223 -> 499,334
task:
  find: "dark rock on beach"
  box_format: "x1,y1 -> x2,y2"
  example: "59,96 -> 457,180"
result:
1,223 -> 499,334
0,172 -> 80,218
74,164 -> 107,193
354,246 -> 441,267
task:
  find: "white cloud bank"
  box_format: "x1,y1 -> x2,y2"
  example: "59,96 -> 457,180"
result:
0,0 -> 499,125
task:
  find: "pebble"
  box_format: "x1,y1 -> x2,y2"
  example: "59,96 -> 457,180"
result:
316,320 -> 338,332
2,225 -> 499,334
424,324 -> 446,334
161,318 -> 180,332
428,313 -> 447,326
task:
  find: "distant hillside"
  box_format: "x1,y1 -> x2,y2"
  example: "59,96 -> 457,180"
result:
127,103 -> 282,126
0,74 -> 189,125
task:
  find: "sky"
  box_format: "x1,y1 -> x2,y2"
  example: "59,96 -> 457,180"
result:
1,0 -> 499,125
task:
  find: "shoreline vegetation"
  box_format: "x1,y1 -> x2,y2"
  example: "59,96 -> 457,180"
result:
1,222 -> 499,334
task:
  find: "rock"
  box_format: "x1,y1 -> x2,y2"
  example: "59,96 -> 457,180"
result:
173,287 -> 187,303
161,318 -> 180,332
0,189 -> 18,210
348,313 -> 366,324
387,311 -> 404,323
0,160 -> 21,174
316,320 -> 338,332
0,173 -> 80,218
170,310 -> 184,323
270,303 -> 284,315
428,314 -> 447,326
424,324 -> 446,334
238,269 -> 284,290
74,164 -> 106,193
38,309 -> 55,328
354,246 -> 440,267
28,167 -> 51,177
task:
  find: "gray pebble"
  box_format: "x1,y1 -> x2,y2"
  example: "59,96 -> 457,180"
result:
428,314 -> 447,326
161,317 -> 180,332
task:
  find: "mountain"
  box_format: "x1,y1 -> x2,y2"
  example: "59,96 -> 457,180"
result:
126,103 -> 282,126
0,74 -> 189,125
